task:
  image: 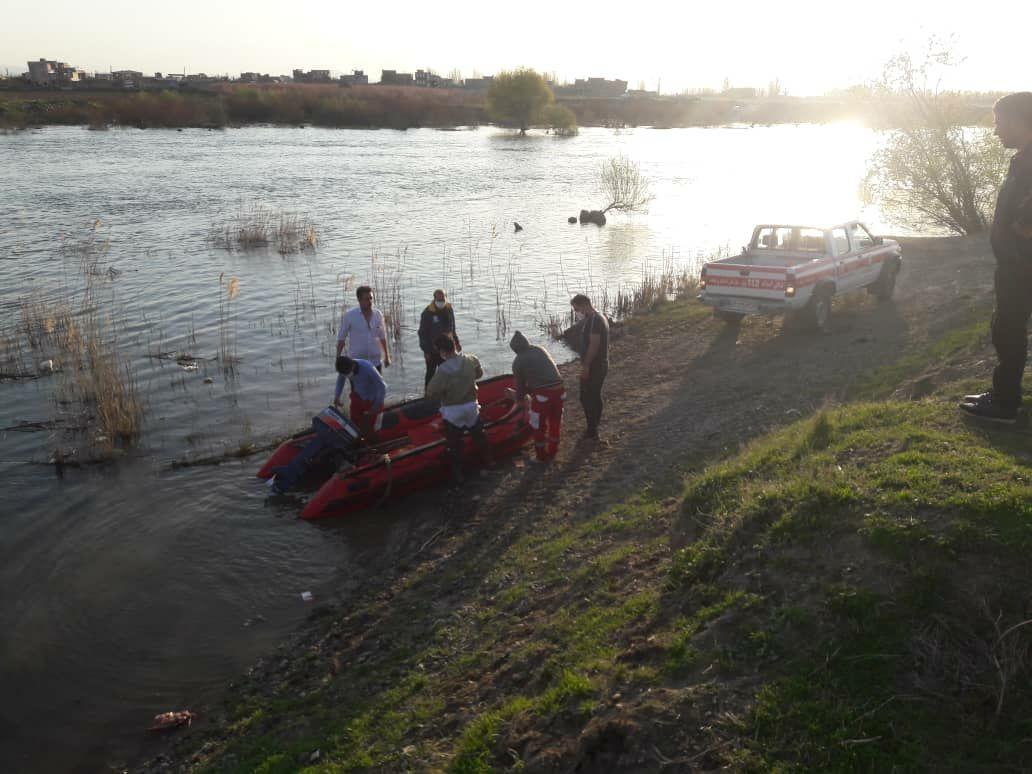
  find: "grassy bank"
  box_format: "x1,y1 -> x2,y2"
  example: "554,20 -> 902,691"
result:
155,297 -> 1032,773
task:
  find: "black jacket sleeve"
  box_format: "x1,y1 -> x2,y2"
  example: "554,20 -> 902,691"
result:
418,308 -> 432,353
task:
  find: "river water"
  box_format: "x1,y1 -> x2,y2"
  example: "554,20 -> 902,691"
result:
0,123 -> 891,770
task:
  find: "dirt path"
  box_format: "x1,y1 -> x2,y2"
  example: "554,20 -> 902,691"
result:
151,234 -> 1001,772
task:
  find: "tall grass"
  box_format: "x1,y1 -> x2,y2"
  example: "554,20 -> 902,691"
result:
20,293 -> 142,450
218,274 -> 240,373
211,201 -> 318,255
17,220 -> 143,455
371,249 -> 406,343
538,262 -> 699,342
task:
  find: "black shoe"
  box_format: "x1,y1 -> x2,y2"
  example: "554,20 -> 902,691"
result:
584,428 -> 598,439
959,399 -> 1018,424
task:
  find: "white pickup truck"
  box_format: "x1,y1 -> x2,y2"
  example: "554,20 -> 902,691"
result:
698,221 -> 902,330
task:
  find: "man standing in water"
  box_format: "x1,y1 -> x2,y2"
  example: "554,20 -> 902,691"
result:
418,289 -> 460,390
509,330 -> 564,461
337,285 -> 391,372
961,92 -> 1032,424
571,294 -> 608,440
426,334 -> 491,485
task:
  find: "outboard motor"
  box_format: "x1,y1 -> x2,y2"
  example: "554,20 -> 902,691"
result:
269,406 -> 363,494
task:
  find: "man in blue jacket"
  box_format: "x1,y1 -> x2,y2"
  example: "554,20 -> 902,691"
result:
334,355 -> 387,438
418,289 -> 460,390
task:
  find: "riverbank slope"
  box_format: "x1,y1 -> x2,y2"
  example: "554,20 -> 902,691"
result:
145,234 -> 1032,772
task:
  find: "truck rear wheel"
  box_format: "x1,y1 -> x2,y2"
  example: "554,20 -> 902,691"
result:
714,310 -> 746,323
872,260 -> 899,302
800,287 -> 832,332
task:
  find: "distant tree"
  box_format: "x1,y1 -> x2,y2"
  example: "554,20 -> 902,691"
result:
597,156 -> 654,215
542,103 -> 577,136
486,68 -> 555,135
721,77 -> 731,94
448,68 -> 463,85
863,43 -> 1009,235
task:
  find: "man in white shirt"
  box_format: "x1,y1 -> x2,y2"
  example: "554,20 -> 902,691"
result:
336,285 -> 391,372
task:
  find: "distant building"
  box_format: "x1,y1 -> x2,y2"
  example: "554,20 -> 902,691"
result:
339,70 -> 368,86
556,77 -> 628,98
463,75 -> 494,91
26,58 -> 82,86
380,69 -> 413,86
625,89 -> 658,98
414,69 -> 452,88
293,68 -> 331,83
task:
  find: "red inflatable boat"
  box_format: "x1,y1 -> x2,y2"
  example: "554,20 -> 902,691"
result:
257,374 -> 530,519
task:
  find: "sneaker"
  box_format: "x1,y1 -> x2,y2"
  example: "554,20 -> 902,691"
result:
961,390 -> 993,405
959,399 -> 1018,424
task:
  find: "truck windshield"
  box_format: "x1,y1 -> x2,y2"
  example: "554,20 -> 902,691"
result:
753,227 -> 825,252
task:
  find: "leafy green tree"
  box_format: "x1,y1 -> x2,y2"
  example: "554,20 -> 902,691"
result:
486,69 -> 554,135
542,103 -> 578,136
864,44 -> 1009,235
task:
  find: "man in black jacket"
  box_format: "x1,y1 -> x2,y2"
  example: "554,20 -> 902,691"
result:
418,289 -> 460,391
961,92 -> 1032,424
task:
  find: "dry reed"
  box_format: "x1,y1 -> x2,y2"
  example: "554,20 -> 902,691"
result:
211,202 -> 318,255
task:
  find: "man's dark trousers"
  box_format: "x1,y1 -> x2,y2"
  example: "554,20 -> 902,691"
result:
991,262 -> 1032,409
580,364 -> 607,434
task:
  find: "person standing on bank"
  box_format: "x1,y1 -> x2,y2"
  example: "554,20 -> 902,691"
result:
418,289 -> 460,390
426,334 -> 491,485
509,330 -> 565,461
333,355 -> 387,439
571,294 -> 609,440
960,92 -> 1032,424
337,285 -> 391,372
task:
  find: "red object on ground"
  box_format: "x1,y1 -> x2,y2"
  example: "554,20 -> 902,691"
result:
147,710 -> 195,732
527,385 -> 565,460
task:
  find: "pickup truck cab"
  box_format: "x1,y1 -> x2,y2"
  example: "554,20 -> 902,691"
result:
698,221 -> 902,330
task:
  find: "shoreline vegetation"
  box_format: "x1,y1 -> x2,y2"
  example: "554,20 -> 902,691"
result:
0,83 -> 1001,131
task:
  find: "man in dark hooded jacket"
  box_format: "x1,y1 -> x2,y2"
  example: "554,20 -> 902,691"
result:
960,92 -> 1032,424
418,289 -> 460,390
510,330 -> 565,461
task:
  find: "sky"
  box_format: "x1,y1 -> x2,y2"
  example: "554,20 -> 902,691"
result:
1,0 -> 1027,95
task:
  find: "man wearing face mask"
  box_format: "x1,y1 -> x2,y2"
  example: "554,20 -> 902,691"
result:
418,289 -> 461,390
571,294 -> 609,440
